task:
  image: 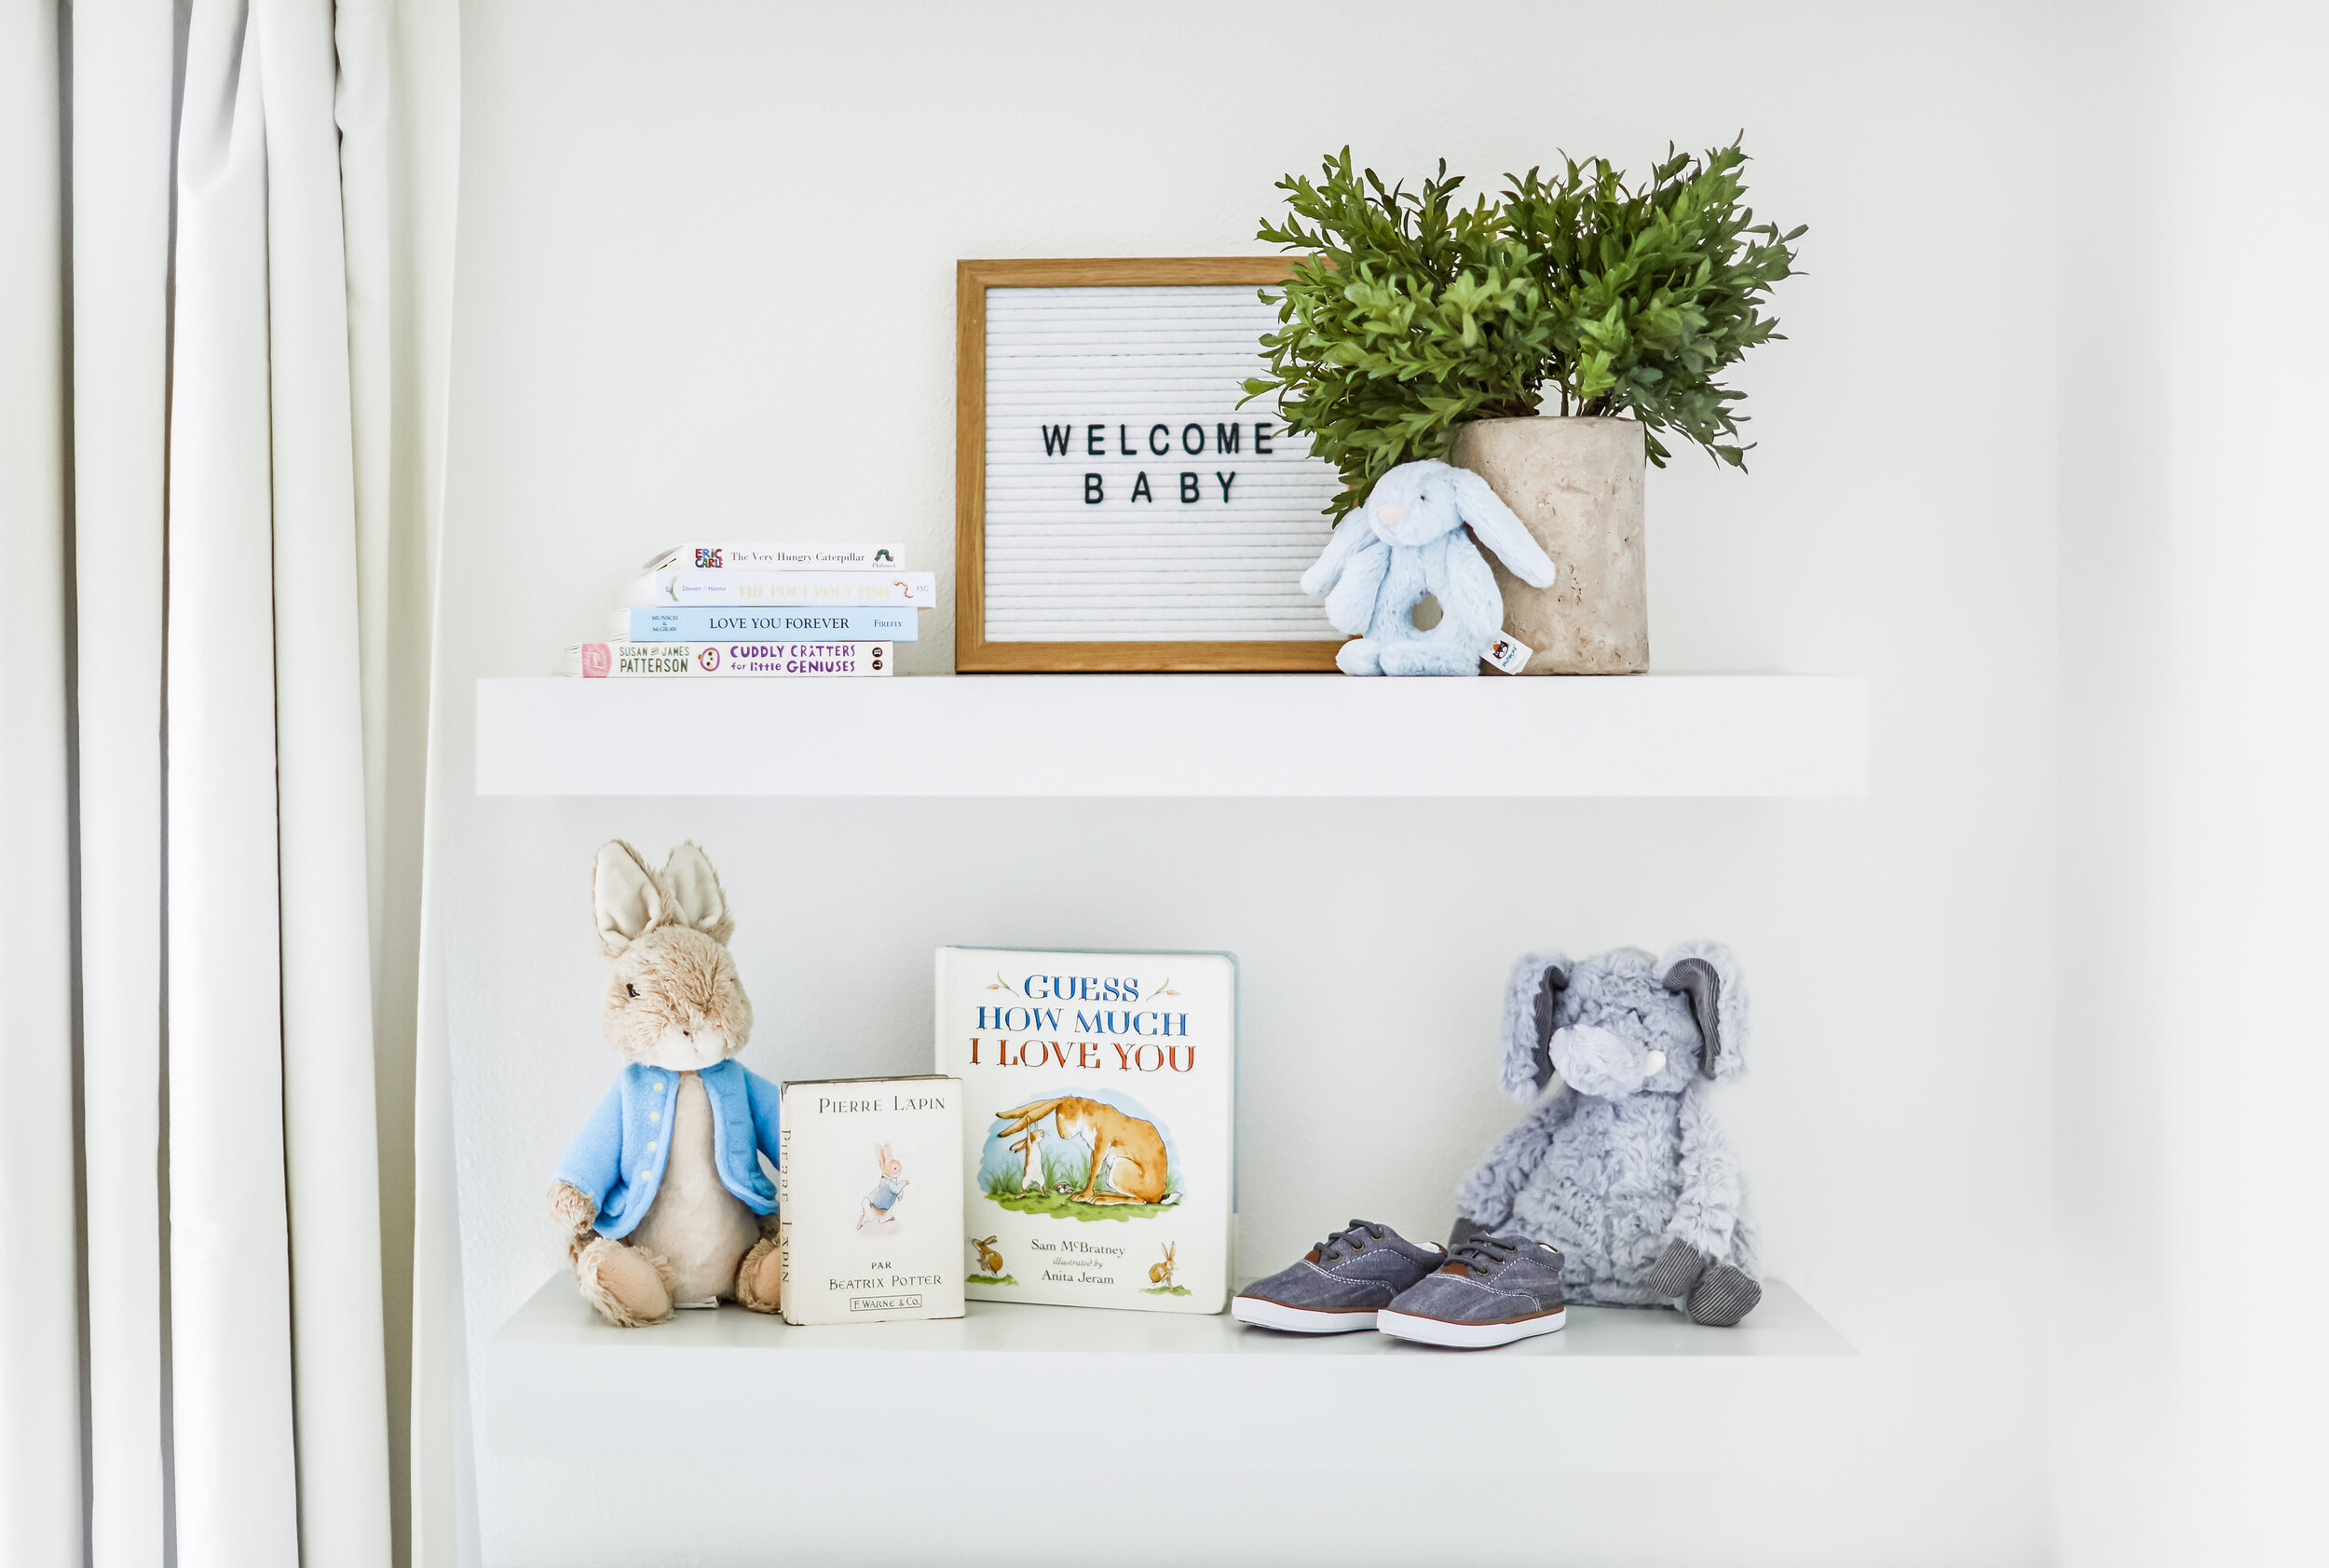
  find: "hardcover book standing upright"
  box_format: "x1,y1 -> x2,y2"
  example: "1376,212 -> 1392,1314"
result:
933,948 -> 1235,1315
776,1076 -> 966,1325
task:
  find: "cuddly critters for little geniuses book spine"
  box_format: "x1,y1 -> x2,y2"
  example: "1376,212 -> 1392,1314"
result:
567,641 -> 892,678
613,607 -> 919,643
933,948 -> 1235,1315
776,1076 -> 965,1326
643,543 -> 906,572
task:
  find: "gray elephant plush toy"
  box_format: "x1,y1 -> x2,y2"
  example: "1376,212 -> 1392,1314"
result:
1452,942 -> 1762,1326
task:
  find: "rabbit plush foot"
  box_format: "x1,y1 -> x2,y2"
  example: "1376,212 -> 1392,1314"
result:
577,1236 -> 675,1327
735,1236 -> 783,1315
1686,1263 -> 1762,1327
1335,638 -> 1383,675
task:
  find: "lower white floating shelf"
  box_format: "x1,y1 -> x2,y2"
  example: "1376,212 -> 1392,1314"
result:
473,673 -> 1868,798
484,1273 -> 1859,1473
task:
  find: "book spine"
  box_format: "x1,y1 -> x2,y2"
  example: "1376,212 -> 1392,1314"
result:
777,1123 -> 795,1324
645,543 -> 907,573
613,606 -> 919,643
624,570 -> 936,607
569,641 -> 892,677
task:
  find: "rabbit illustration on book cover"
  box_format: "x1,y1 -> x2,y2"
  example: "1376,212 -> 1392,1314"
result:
857,1143 -> 909,1231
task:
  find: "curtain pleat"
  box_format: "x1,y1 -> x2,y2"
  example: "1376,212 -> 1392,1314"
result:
255,2 -> 402,1563
69,4 -> 179,1565
167,3 -> 304,1563
0,2 -> 86,1564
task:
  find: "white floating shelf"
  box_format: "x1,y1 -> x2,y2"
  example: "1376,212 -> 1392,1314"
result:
484,1275 -> 1859,1475
474,674 -> 1866,797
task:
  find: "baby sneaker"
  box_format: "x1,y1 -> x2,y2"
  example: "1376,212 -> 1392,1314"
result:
1232,1220 -> 1447,1333
1376,1234 -> 1568,1348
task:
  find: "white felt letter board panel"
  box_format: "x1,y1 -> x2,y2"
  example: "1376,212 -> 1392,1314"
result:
956,259 -> 1347,672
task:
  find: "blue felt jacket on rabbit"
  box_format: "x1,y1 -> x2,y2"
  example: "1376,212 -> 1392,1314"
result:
554,1059 -> 782,1239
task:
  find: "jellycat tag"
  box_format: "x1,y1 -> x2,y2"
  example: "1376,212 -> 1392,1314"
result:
1481,632 -> 1533,674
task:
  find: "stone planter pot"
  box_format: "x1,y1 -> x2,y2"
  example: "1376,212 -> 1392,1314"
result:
1448,416 -> 1648,674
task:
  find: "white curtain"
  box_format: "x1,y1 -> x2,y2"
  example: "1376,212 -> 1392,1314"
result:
0,2 -> 459,1564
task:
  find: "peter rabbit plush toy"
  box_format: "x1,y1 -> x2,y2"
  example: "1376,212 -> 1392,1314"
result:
1453,943 -> 1763,1326
549,841 -> 783,1327
1300,458 -> 1557,675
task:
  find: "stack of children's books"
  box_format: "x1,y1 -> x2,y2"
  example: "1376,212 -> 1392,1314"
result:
565,542 -> 930,678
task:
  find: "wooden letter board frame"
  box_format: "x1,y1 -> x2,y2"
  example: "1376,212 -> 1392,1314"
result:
954,257 -> 1345,673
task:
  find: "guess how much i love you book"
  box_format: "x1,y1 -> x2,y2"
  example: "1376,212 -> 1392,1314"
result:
776,1076 -> 965,1325
933,948 -> 1235,1315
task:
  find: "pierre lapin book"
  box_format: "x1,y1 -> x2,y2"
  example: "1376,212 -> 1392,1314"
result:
645,543 -> 905,573
933,948 -> 1235,1315
566,641 -> 892,678
777,1075 -> 965,1326
612,606 -> 919,643
621,570 -> 937,607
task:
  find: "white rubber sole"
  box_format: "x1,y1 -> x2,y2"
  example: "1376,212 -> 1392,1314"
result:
1231,1295 -> 1381,1334
1375,1305 -> 1567,1348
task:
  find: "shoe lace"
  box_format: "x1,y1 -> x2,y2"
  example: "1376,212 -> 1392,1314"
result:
1315,1220 -> 1385,1263
1447,1234 -> 1523,1275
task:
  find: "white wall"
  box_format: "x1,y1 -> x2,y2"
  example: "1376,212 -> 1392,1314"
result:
2054,4 -> 2329,1564
435,4 -> 2058,1562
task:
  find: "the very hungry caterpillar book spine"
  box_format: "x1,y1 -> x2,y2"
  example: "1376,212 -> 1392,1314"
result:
933,948 -> 1235,1315
776,1076 -> 965,1325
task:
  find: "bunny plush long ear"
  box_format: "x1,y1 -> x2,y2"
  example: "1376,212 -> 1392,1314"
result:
1450,468 -> 1557,589
592,840 -> 666,956
1499,951 -> 1573,1103
1301,511 -> 1371,598
659,841 -> 735,945
1657,940 -> 1749,1082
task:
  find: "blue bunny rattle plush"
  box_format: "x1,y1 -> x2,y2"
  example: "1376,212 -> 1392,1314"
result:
1300,459 -> 1557,675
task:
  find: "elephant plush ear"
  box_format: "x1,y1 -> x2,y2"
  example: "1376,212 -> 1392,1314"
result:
1499,951 -> 1572,1103
1656,941 -> 1749,1081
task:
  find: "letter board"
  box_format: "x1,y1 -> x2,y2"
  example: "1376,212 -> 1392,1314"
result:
956,258 -> 1345,672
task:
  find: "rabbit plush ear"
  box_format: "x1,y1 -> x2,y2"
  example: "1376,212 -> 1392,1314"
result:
1657,941 -> 1749,1082
1301,513 -> 1380,600
659,841 -> 735,944
592,840 -> 666,956
1450,468 -> 1557,588
1499,951 -> 1573,1103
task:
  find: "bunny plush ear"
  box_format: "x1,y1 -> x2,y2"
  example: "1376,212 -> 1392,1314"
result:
592,840 -> 666,956
1499,951 -> 1573,1103
1450,468 -> 1557,588
659,841 -> 735,945
1657,941 -> 1749,1082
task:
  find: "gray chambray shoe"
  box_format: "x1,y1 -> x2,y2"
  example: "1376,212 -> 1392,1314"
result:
1376,1234 -> 1567,1348
1231,1220 -> 1448,1333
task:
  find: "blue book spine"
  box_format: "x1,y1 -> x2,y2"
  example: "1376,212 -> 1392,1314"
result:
619,606 -> 919,643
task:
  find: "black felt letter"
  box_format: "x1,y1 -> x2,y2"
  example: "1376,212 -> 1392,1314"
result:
1130,471 -> 1153,502
1084,473 -> 1105,504
1179,472 -> 1200,502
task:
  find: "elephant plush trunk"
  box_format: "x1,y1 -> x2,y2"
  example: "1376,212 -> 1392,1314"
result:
1546,1025 -> 1660,1099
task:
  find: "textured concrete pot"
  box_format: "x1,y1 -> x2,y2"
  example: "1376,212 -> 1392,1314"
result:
1448,416 -> 1648,674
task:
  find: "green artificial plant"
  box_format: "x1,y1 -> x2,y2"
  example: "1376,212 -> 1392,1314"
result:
1245,142 -> 1805,520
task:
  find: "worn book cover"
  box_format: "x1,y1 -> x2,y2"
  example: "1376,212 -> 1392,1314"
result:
933,948 -> 1235,1315
566,641 -> 892,677
777,1076 -> 965,1325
